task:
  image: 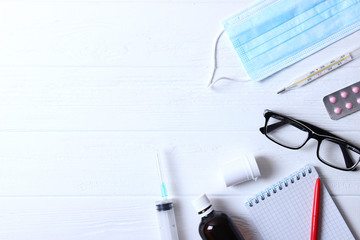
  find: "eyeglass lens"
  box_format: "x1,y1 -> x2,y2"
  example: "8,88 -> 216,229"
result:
266,115 -> 309,149
318,138 -> 360,170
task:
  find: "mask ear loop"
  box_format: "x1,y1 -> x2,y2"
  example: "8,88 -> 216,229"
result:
208,30 -> 251,88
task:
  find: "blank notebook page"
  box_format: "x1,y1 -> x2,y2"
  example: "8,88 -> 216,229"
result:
245,165 -> 354,240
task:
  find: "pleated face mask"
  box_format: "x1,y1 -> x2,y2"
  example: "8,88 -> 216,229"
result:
211,0 -> 360,85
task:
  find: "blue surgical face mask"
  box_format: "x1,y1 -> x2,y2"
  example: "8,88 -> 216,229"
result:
218,0 -> 360,83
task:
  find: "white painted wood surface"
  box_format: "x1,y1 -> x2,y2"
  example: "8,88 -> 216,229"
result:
0,1 -> 359,239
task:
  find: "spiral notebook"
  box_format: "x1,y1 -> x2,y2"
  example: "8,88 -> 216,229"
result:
245,165 -> 354,240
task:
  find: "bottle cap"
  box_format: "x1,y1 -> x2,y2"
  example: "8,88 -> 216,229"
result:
192,194 -> 214,217
221,153 -> 261,187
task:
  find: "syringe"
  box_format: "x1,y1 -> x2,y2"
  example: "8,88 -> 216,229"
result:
155,153 -> 179,240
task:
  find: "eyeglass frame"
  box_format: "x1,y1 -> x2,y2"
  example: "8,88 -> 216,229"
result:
259,109 -> 360,171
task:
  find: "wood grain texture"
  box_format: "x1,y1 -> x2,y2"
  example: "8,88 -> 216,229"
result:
0,196 -> 358,240
0,132 -> 359,197
0,1 -> 359,239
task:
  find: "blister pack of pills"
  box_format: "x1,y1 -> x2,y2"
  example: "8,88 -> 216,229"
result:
323,81 -> 360,120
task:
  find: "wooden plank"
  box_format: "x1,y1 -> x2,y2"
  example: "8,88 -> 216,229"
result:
0,67 -> 359,132
0,1 -> 249,67
0,1 -> 359,69
0,132 -> 358,196
0,196 -> 357,239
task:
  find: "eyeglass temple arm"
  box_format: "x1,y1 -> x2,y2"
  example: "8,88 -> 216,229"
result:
260,121 -> 284,134
260,119 -> 307,134
339,143 -> 356,169
261,118 -> 350,141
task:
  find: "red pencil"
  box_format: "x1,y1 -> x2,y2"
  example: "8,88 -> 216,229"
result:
311,178 -> 321,240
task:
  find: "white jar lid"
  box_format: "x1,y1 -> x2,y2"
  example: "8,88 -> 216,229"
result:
221,153 -> 261,187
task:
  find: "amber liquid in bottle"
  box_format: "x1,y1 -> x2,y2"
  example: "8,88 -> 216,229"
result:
193,194 -> 245,240
199,210 -> 245,240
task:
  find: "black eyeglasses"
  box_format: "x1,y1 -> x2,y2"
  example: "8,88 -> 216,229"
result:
260,109 -> 360,171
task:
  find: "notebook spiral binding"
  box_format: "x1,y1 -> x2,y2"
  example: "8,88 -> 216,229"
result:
246,165 -> 313,207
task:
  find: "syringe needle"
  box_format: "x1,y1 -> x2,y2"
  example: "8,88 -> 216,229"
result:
156,153 -> 168,198
156,153 -> 163,182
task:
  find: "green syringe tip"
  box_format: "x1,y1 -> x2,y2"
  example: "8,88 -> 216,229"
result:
161,182 -> 168,198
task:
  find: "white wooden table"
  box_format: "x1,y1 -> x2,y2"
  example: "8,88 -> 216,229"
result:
0,1 -> 359,239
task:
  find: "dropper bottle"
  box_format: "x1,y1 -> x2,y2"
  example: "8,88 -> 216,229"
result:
192,194 -> 245,240
155,153 -> 179,240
